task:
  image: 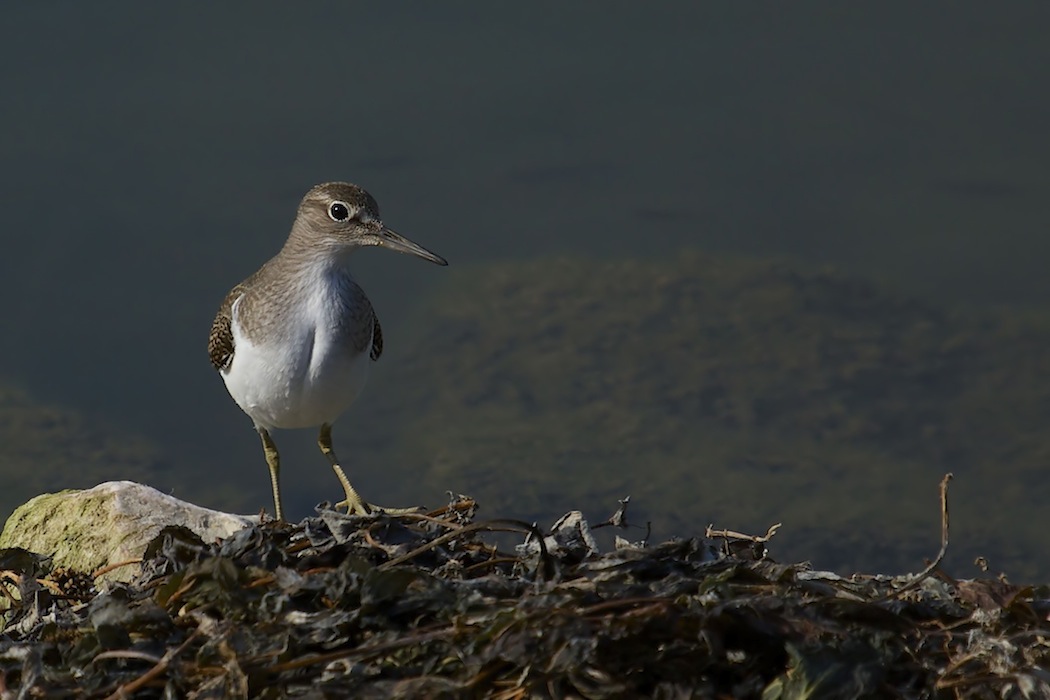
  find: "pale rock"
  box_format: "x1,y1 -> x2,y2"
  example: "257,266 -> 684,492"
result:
0,481 -> 255,582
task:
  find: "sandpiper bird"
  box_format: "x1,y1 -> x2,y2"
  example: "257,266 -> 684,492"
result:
208,182 -> 447,521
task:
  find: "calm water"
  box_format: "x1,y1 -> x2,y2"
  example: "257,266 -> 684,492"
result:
1,5 -> 1048,570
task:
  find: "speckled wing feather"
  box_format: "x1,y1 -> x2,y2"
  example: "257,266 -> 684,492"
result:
370,316 -> 383,361
208,286 -> 241,371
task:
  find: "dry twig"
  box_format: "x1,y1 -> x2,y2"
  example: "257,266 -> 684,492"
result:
879,472 -> 954,602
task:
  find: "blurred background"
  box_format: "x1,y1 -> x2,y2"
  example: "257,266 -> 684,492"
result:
1,4 -> 1048,579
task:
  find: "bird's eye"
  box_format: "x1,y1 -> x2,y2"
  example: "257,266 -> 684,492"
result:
328,202 -> 351,221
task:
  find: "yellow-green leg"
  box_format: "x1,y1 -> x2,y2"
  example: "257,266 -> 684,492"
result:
259,427 -> 284,521
318,423 -> 419,515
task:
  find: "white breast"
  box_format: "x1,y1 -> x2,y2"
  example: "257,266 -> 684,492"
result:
221,283 -> 371,431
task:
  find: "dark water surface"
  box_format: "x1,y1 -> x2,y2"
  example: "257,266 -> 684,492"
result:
1,5 -> 1048,575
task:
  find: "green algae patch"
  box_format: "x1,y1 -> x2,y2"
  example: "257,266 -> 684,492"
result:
363,252 -> 1050,580
0,489 -> 107,575
0,383 -> 171,523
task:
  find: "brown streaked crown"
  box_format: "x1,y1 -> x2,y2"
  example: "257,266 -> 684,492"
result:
294,182 -> 382,232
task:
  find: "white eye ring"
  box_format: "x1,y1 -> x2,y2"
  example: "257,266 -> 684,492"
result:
328,201 -> 352,222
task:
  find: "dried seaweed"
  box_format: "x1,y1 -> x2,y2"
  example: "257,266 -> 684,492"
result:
2,486 -> 1049,698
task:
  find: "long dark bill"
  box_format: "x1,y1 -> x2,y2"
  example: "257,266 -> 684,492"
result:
378,226 -> 448,266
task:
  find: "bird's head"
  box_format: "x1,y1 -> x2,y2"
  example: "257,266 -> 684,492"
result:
292,182 -> 447,266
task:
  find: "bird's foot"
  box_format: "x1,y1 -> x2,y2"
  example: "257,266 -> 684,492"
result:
334,491 -> 423,516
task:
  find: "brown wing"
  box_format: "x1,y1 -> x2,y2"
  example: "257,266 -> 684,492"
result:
370,315 -> 383,361
208,287 -> 241,371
